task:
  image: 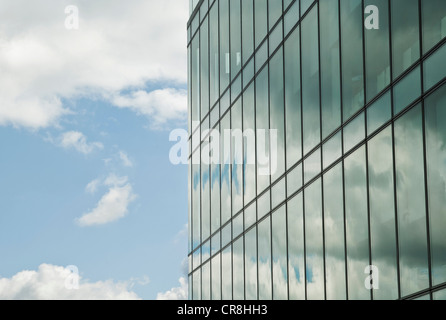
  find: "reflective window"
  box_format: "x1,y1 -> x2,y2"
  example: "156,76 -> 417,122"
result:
395,104 -> 429,297
202,261 -> 211,300
230,0 -> 242,80
301,6 -> 320,155
304,179 -> 324,300
287,193 -> 305,300
368,127 -> 398,300
258,216 -> 272,299
254,0 -> 268,48
364,0 -> 390,102
209,3 -> 219,106
341,0 -> 364,121
222,245 -> 232,299
391,0 -> 420,79
425,84 -> 446,286
268,0 -> 282,31
193,269 -> 201,300
269,48 -> 286,181
233,237 -> 244,299
323,163 -> 346,300
422,0 -> 446,54
221,114 -> 232,224
304,148 -> 321,184
424,42 -> 446,91
256,67 -> 270,193
201,17 -> 210,119
434,289 -> 446,300
232,100 -> 243,215
344,146 -> 370,300
272,205 -> 288,300
367,90 -> 391,135
323,131 -> 342,170
220,0 -> 230,93
343,112 -> 365,153
393,66 -> 421,115
272,177 -> 286,210
320,0 -> 341,139
287,163 -> 302,197
242,0 -> 254,65
284,26 -> 302,169
245,226 -> 258,300
243,83 -> 256,205
211,253 -> 221,300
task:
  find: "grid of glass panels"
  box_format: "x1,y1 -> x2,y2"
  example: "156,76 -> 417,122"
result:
188,0 -> 446,300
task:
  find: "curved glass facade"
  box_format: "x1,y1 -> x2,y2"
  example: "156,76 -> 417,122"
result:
187,0 -> 446,300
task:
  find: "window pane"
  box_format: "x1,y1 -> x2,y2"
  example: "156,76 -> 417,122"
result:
230,0 -> 242,80
304,148 -> 321,184
211,254 -> 221,300
367,90 -> 391,135
288,193 -> 305,300
220,0 -> 230,93
272,205 -> 288,300
285,26 -> 302,169
268,0 -> 282,30
245,227 -> 258,300
434,289 -> 446,300
368,127 -> 398,300
221,114 -> 231,224
193,269 -> 201,300
302,6 -> 320,155
242,0 -> 254,65
256,67 -> 270,193
344,146 -> 370,300
287,163 -> 302,197
243,83 -> 256,205
270,48 -> 286,181
232,100 -> 243,215
323,131 -> 342,170
341,0 -> 364,121
201,17 -> 210,119
233,237 -> 244,299
209,4 -> 219,106
391,0 -> 420,79
424,42 -> 446,91
222,246 -> 232,299
323,163 -> 346,300
343,112 -> 365,153
272,177 -> 286,210
192,35 -> 200,128
393,66 -> 421,115
425,84 -> 446,286
305,179 -> 324,300
364,0 -> 390,102
394,104 -> 429,297
258,216 -> 272,299
192,153 -> 201,249
254,0 -> 268,48
320,0 -> 341,139
422,0 -> 446,54
202,261 -> 211,300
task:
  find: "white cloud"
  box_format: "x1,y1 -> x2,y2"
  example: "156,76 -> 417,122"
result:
0,0 -> 188,130
156,277 -> 188,300
119,151 -> 133,167
85,178 -> 100,194
77,174 -> 137,227
60,131 -> 103,154
0,264 -> 140,300
111,88 -> 187,129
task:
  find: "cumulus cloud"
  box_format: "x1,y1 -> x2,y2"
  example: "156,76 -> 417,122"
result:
111,88 -> 187,129
119,151 -> 133,168
85,178 -> 100,194
60,131 -> 103,154
156,277 -> 188,300
0,0 -> 188,130
77,174 -> 137,227
0,264 -> 140,300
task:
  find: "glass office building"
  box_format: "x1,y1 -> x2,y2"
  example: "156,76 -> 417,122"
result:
187,0 -> 446,300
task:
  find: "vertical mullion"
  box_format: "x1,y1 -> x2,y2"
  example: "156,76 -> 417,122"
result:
316,0 -> 327,301
281,0 -> 290,301
337,0 -> 349,301
418,0 -> 433,297
297,0 -> 307,301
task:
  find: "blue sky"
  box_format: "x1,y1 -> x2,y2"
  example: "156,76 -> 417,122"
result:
0,0 -> 189,299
